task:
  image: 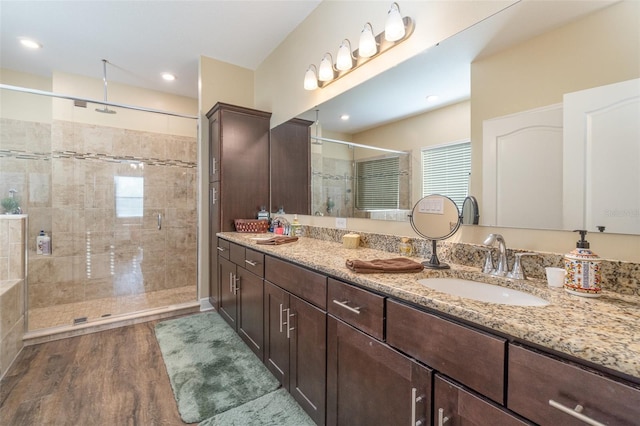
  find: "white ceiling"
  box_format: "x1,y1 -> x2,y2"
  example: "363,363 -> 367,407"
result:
0,0 -> 321,99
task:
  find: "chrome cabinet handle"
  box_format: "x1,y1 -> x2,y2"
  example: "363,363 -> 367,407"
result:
229,272 -> 234,293
410,388 -> 425,426
212,157 -> 217,175
157,213 -> 162,230
285,308 -> 295,339
332,299 -> 361,315
217,246 -> 225,252
549,400 -> 605,426
279,303 -> 284,333
244,259 -> 258,267
232,274 -> 239,294
211,187 -> 217,205
437,408 -> 449,426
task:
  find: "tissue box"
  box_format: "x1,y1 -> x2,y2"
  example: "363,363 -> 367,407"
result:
342,233 -> 360,249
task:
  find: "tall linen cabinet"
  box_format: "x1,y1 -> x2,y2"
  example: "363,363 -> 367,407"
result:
207,103 -> 271,309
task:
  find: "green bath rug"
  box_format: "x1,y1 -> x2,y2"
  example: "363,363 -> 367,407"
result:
154,312 -> 280,423
198,388 -> 315,426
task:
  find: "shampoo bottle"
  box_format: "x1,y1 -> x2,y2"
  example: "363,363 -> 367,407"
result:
564,230 -> 601,297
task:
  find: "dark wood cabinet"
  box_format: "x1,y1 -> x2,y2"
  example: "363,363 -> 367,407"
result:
270,118 -> 312,215
327,316 -> 431,426
434,375 -> 530,426
508,344 -> 640,426
264,279 -> 327,425
207,103 -> 270,307
217,243 -> 265,360
218,256 -> 237,327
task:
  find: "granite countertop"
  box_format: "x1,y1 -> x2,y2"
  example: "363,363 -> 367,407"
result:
218,232 -> 640,382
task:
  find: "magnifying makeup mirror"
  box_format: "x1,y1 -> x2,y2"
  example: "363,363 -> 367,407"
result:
409,194 -> 461,269
461,196 -> 479,225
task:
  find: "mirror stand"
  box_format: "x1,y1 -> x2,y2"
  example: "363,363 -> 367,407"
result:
424,239 -> 449,269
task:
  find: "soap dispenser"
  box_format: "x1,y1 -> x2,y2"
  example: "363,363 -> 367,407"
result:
564,230 -> 602,297
290,214 -> 302,237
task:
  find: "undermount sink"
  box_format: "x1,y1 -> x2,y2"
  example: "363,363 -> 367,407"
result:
417,278 -> 550,306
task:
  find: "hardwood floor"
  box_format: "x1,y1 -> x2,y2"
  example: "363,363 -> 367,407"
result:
0,319 -> 190,426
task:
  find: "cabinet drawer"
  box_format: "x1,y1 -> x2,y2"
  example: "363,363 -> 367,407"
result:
217,238 -> 230,259
386,299 -> 506,404
243,248 -> 264,277
265,256 -> 327,309
508,344 -> 640,425
328,278 -> 384,340
435,375 -> 530,426
230,242 -> 245,265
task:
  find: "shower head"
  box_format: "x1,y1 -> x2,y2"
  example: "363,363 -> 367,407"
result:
95,59 -> 116,114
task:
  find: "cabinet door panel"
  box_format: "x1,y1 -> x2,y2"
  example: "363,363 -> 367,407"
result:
264,281 -> 290,388
270,118 -> 312,215
237,267 -> 264,361
218,257 -> 237,328
290,295 -> 327,426
434,375 -> 530,426
327,317 -> 431,426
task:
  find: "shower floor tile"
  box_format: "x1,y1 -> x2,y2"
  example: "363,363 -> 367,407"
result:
28,285 -> 196,331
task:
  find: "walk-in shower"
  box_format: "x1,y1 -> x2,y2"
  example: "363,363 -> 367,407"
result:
0,82 -> 199,333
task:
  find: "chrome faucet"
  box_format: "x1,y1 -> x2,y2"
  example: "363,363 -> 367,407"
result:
483,233 -> 509,276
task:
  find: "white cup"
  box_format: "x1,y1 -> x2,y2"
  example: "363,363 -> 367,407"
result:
545,267 -> 566,288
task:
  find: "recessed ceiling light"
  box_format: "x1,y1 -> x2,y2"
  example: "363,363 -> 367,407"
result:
426,95 -> 439,102
19,38 -> 42,49
340,114 -> 350,121
161,73 -> 176,81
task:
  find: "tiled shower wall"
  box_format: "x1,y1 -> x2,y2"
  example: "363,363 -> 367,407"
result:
0,117 -> 197,315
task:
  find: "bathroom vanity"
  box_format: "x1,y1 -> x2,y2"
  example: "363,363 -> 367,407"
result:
215,232 -> 640,425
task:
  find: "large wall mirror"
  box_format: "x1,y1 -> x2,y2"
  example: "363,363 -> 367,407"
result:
294,0 -> 639,235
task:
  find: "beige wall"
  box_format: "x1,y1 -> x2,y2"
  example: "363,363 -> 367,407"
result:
354,100 -> 470,207
255,0 -> 515,127
0,69 -> 52,122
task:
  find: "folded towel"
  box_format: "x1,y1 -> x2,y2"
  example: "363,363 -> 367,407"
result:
345,257 -> 424,274
256,236 -> 299,245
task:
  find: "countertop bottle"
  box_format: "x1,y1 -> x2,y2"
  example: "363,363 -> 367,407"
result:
399,237 -> 413,256
290,214 -> 302,237
563,230 -> 602,297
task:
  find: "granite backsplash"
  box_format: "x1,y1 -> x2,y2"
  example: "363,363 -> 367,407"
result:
302,225 -> 640,296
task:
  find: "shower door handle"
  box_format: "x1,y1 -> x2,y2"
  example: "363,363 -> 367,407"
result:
157,213 -> 162,230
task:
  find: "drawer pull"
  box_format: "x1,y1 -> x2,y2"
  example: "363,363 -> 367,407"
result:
333,299 -> 361,315
437,408 -> 449,426
411,388 -> 425,426
217,246 -> 225,252
279,303 -> 284,333
244,259 -> 258,267
548,400 -> 605,426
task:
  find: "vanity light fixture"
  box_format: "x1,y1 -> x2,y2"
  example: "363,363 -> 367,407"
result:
336,39 -> 354,71
19,38 -> 42,49
303,2 -> 414,90
358,23 -> 378,58
304,65 -> 319,90
318,53 -> 335,82
384,3 -> 405,42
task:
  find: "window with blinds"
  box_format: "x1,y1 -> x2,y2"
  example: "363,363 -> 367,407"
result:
422,141 -> 471,209
356,156 -> 400,209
